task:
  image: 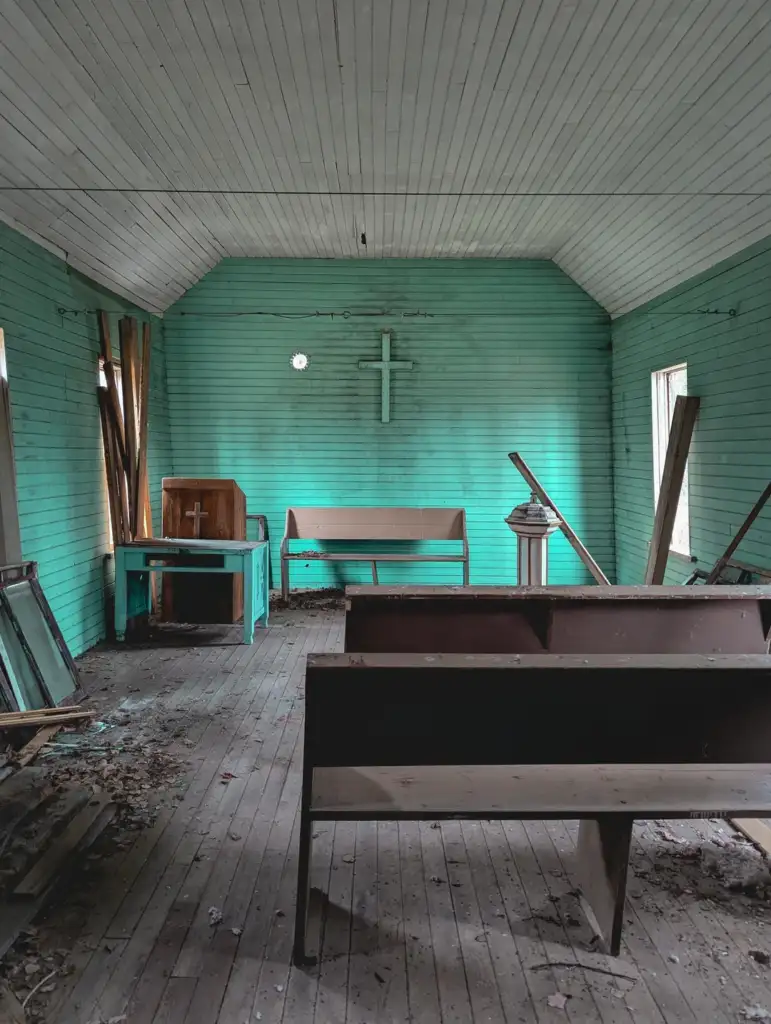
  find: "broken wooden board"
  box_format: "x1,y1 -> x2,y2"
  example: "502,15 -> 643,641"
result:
731,818 -> 771,857
13,793 -> 115,899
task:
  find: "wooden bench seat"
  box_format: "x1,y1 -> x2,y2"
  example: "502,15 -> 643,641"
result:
312,764 -> 771,818
293,652 -> 771,966
280,507 -> 469,598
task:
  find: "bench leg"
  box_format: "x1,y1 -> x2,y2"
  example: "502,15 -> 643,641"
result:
281,557 -> 290,602
576,815 -> 633,956
293,772 -> 316,967
463,560 -> 469,586
371,560 -> 378,584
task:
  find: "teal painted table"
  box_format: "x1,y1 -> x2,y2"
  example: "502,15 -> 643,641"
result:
115,539 -> 270,644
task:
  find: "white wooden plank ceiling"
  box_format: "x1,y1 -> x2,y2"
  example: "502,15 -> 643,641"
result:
0,0 -> 769,314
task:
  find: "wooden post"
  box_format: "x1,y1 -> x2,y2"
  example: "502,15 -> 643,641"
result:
644,396 -> 700,585
119,317 -> 139,537
97,390 -> 120,544
508,452 -> 610,585
136,322 -> 152,538
97,311 -> 127,466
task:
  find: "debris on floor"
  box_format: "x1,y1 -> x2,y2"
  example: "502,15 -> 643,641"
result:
632,822 -> 771,911
270,588 -> 344,612
0,672 -> 188,1019
743,1006 -> 771,1021
547,992 -> 569,1009
0,929 -> 70,1021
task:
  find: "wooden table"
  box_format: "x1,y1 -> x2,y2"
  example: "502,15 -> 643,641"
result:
114,539 -> 269,644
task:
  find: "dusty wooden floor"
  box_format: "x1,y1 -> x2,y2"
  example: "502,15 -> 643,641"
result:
25,607 -> 771,1023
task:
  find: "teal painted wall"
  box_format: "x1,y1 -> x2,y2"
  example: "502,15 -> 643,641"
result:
612,237 -> 771,584
165,259 -> 614,587
0,223 -> 172,656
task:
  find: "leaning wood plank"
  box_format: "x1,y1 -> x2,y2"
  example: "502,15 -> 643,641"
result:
119,316 -> 139,537
508,452 -> 610,584
109,397 -> 132,544
97,310 -> 127,465
136,322 -> 152,539
576,816 -> 633,956
731,818 -> 771,856
644,395 -> 700,585
13,794 -> 115,898
97,390 -> 120,543
0,705 -> 83,721
705,482 -> 771,584
14,724 -> 62,767
0,711 -> 93,729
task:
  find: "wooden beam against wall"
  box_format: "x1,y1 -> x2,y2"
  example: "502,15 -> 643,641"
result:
644,396 -> 700,585
119,317 -> 139,535
508,452 -> 611,585
705,482 -> 771,584
136,322 -> 152,538
97,390 -> 120,544
97,312 -> 127,467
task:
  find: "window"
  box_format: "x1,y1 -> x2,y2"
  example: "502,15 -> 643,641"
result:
652,362 -> 690,556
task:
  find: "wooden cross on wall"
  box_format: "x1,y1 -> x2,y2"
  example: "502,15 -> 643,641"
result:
185,501 -> 208,538
358,332 -> 413,423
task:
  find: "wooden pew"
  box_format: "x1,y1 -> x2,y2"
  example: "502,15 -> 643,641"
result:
280,507 -> 469,599
294,653 -> 771,965
344,584 -> 771,654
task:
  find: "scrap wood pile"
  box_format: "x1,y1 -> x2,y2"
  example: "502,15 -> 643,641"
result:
0,707 -> 95,785
97,311 -> 154,544
0,707 -> 185,1015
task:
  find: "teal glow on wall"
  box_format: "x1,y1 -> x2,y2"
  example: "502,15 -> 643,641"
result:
0,223 -> 172,656
165,259 -> 615,587
612,237 -> 771,584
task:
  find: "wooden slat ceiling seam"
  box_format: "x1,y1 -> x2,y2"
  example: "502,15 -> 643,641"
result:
0,0 -> 767,315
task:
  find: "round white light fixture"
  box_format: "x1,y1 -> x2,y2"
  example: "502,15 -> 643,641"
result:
291,352 -> 309,371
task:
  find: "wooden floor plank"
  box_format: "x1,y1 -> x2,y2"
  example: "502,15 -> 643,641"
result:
440,820 -> 507,1024
373,820 -> 409,1022
480,817 -> 601,1024
396,820 -> 442,1024
342,818 -> 381,1022
524,820 -> 635,1024
313,821 -> 357,1024
418,818 -> 475,1023
503,820 -> 603,1024
278,821 -> 335,1024
459,819 -> 542,1021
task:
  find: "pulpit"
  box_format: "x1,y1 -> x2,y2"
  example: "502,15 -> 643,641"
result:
161,478 -> 247,623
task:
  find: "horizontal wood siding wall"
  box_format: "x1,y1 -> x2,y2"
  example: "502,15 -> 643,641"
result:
165,259 -> 614,587
0,223 -> 172,656
612,236 -> 771,584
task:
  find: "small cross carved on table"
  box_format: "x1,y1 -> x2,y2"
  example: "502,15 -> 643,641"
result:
185,501 -> 209,538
